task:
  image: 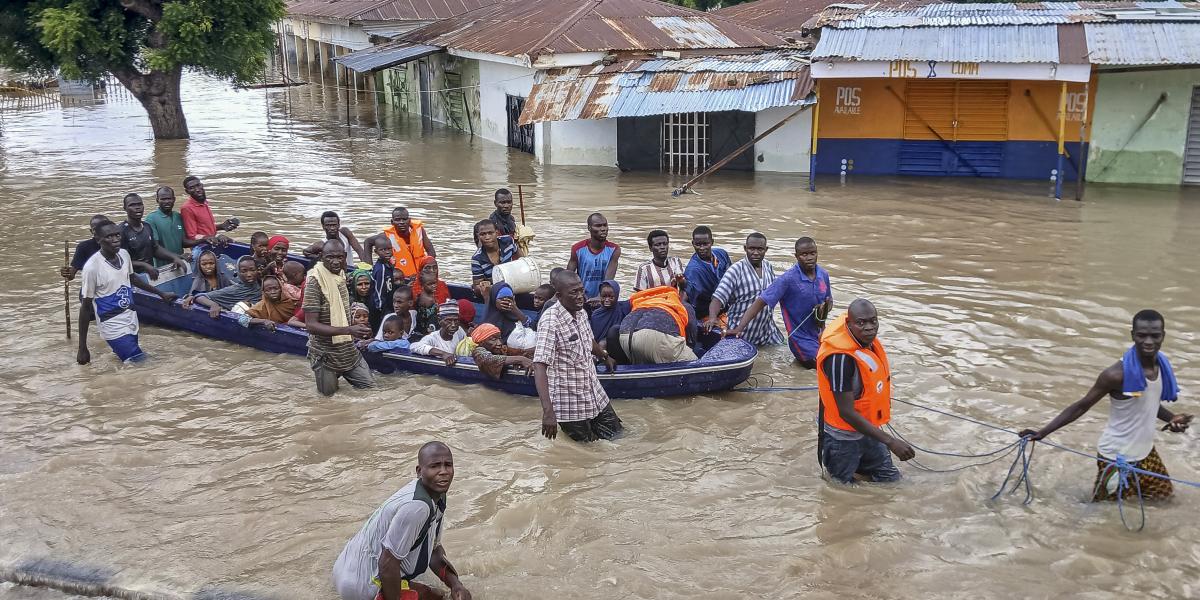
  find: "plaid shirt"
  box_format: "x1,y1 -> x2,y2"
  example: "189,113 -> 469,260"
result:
533,301 -> 610,422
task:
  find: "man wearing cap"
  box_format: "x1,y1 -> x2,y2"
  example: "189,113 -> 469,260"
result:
411,301 -> 466,366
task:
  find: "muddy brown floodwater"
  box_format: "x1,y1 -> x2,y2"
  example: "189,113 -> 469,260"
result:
1,74 -> 1199,600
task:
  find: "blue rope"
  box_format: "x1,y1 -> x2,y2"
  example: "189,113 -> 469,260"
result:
990,437 -> 1036,505
891,398 -> 1200,489
731,385 -> 818,393
1092,455 -> 1147,532
732,387 -> 1200,489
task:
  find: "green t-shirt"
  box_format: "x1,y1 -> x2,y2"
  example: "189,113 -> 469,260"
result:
144,209 -> 184,265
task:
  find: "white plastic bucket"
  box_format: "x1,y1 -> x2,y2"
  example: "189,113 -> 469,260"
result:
492,257 -> 541,294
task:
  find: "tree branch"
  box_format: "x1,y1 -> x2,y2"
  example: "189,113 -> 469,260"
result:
119,0 -> 163,22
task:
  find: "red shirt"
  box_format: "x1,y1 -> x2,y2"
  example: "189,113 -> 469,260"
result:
180,197 -> 217,240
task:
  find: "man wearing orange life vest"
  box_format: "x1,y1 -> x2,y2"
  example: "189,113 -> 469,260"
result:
616,285 -> 698,364
817,299 -> 915,483
377,207 -> 436,284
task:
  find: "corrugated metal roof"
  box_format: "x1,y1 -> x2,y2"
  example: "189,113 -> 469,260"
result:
287,0 -> 499,23
519,52 -> 814,123
287,0 -> 390,20
398,0 -> 789,58
335,42 -> 441,72
715,0 -> 937,36
355,0 -> 498,22
819,1 -> 1198,28
812,24 -> 1064,62
1084,21 -> 1200,63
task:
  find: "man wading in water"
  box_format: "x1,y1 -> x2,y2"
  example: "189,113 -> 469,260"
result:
533,270 -> 622,442
304,239 -> 374,395
1020,310 -> 1192,500
816,299 -> 914,483
333,442 -> 472,600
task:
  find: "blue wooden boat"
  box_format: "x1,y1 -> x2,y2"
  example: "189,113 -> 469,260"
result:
130,243 -> 757,398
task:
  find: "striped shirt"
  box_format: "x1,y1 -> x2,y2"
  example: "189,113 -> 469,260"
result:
532,301 -> 610,422
471,235 -> 517,282
634,256 -> 685,291
712,258 -> 785,346
303,274 -> 362,371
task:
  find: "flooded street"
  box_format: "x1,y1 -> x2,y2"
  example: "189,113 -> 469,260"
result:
2,74 -> 1199,599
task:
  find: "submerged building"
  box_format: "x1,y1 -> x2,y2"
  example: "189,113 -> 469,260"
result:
333,0 -> 818,174
718,0 -> 1200,187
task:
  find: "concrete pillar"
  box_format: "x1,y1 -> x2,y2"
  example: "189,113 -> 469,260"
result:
295,33 -> 305,67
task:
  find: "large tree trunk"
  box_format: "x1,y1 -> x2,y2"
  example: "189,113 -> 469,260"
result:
111,66 -> 189,139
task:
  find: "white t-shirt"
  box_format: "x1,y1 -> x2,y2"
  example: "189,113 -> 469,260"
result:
375,310 -> 417,340
411,328 -> 466,355
1097,375 -> 1162,462
81,249 -> 139,341
332,479 -> 444,600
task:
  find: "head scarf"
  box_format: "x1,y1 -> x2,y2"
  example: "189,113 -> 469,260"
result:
589,279 -> 630,341
437,300 -> 459,321
268,235 -> 289,249
349,267 -> 373,301
485,282 -> 523,341
247,275 -> 298,324
417,256 -> 437,272
470,323 -> 501,344
456,298 -> 477,326
192,249 -> 233,292
351,301 -> 369,319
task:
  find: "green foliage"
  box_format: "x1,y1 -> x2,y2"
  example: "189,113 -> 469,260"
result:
0,0 -> 285,84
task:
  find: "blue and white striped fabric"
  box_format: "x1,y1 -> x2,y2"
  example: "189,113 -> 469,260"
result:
712,258 -> 785,347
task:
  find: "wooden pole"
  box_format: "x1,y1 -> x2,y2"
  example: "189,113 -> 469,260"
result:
63,241 -> 72,339
672,105 -> 810,196
1055,82 -> 1067,200
517,184 -> 526,225
809,84 -> 821,192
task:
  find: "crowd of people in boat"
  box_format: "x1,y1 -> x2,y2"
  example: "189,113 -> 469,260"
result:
58,175 -> 1194,600
63,177 -> 840,374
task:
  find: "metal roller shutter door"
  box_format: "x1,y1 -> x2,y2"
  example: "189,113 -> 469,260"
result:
1184,86 -> 1200,185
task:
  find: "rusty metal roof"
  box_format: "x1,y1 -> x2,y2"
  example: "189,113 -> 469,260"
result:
287,0 -> 390,20
287,0 -> 499,22
815,1 -> 1200,29
355,0 -> 499,22
398,0 -> 790,58
1084,21 -> 1200,63
715,0 -> 937,36
519,51 -> 814,124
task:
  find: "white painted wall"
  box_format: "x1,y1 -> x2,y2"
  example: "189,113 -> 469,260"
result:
753,105 -> 813,173
286,18 -> 371,50
476,59 -> 538,149
544,119 -> 618,167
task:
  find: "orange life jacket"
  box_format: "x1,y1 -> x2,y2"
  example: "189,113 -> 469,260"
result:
383,220 -> 427,277
816,313 -> 892,431
628,285 -> 688,337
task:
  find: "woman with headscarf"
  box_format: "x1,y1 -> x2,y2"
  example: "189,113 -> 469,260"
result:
469,323 -> 534,380
590,280 -> 630,344
409,256 -> 450,305
188,248 -> 233,295
237,275 -> 298,331
347,266 -> 382,330
266,235 -> 290,278
484,283 -> 537,350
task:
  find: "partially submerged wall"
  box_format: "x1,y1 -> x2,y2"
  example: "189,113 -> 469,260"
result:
1087,69 -> 1200,185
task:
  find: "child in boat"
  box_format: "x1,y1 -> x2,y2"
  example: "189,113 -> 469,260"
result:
281,261 -> 308,330
351,302 -> 372,350
414,272 -> 439,335
367,314 -> 410,353
368,237 -> 394,331
531,283 -> 556,328
189,249 -> 232,295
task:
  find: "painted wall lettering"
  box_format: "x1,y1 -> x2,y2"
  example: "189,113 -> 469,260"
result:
951,62 -> 980,76
1064,91 -> 1088,121
888,60 -> 918,78
835,86 -> 862,114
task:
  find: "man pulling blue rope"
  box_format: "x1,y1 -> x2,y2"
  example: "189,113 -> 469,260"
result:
1020,309 -> 1192,501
